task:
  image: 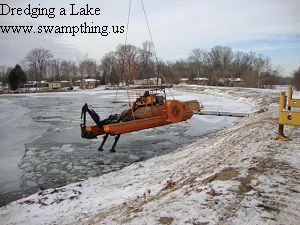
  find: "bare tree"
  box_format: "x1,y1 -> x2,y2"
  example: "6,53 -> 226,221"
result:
79,57 -> 98,78
253,54 -> 271,88
116,44 -> 139,84
0,65 -> 6,82
69,61 -> 78,83
48,59 -> 60,81
60,60 -> 74,81
239,52 -> 257,87
207,46 -> 233,85
0,65 -> 13,83
208,46 -> 233,70
188,48 -> 207,84
25,48 -> 53,84
138,41 -> 154,82
293,67 -> 300,90
101,51 -> 118,85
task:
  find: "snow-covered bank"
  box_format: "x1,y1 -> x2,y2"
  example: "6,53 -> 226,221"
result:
0,86 -> 299,225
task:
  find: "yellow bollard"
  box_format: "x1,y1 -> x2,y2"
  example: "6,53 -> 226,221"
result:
287,86 -> 300,109
273,87 -> 300,141
273,92 -> 291,140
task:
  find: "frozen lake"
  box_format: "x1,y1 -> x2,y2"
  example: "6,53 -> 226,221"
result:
0,88 -> 254,206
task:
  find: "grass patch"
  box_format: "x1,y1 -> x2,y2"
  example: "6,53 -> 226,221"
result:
202,167 -> 239,185
159,216 -> 174,224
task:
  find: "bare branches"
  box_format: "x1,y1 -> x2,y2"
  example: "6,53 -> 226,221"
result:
293,67 -> 300,90
9,43 -> 292,89
25,48 -> 53,82
79,58 -> 97,79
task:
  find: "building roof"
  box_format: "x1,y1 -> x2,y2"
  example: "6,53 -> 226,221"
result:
148,77 -> 161,80
26,81 -> 37,84
82,79 -> 96,82
233,78 -> 243,82
193,77 -> 209,81
219,78 -> 244,82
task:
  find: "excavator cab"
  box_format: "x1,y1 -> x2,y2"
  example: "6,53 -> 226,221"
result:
134,91 -> 165,108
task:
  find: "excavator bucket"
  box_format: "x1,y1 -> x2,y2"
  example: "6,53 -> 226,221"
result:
80,103 -> 105,139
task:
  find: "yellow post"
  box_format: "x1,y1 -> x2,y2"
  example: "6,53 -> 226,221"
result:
287,86 -> 300,108
280,88 -> 300,126
273,91 -> 291,141
274,87 -> 300,141
288,86 -> 292,110
279,91 -> 285,112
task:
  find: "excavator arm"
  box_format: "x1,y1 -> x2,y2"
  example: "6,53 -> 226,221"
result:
80,103 -> 103,139
80,103 -> 122,152
81,103 -> 101,127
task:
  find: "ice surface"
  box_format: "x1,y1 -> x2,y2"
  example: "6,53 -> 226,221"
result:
0,98 -> 48,204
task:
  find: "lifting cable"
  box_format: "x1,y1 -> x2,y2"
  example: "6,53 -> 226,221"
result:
113,0 -> 176,117
140,0 -> 160,88
111,87 -> 119,115
140,0 -> 175,100
124,0 -> 133,107
124,0 -> 135,119
111,0 -> 132,116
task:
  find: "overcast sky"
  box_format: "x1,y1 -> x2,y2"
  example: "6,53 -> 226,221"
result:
0,0 -> 299,76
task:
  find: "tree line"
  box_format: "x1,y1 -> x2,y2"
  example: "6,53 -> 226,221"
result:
0,42 -> 299,90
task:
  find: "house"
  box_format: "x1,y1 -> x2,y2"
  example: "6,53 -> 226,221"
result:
222,78 -> 244,87
24,81 -> 37,89
24,81 -> 49,90
147,77 -> 162,85
40,81 -> 48,88
74,80 -> 81,87
134,77 -> 162,86
232,78 -> 244,86
179,77 -> 209,85
134,79 -> 144,85
193,77 -> 209,85
81,78 -> 97,89
180,78 -> 189,84
60,80 -> 71,88
2,82 -> 9,89
49,82 -> 61,90
74,79 -> 98,89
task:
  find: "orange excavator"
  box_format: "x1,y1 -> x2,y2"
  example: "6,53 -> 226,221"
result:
81,88 -> 201,152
